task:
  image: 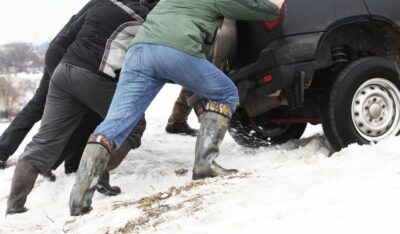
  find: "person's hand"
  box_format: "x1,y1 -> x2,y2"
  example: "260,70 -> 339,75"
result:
270,0 -> 285,9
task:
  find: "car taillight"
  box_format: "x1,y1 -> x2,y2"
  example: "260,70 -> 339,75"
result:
263,4 -> 285,31
258,74 -> 273,84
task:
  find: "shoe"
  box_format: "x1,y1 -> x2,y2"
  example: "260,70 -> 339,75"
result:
96,171 -> 121,196
165,122 -> 198,136
7,160 -> 39,215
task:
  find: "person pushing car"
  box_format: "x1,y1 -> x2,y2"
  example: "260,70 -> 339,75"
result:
70,0 -> 285,216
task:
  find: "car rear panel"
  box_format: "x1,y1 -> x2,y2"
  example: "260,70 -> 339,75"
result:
233,0 -> 370,69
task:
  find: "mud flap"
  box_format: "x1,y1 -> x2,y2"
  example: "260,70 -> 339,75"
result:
288,71 -> 305,109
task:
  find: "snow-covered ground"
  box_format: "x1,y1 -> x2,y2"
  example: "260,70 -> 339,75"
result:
0,84 -> 399,234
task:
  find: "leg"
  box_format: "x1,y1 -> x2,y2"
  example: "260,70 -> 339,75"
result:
50,111 -> 102,174
7,64 -> 88,214
93,45 -> 165,149
65,64 -> 148,195
192,102 -> 238,179
165,88 -> 198,136
62,115 -> 97,174
6,160 -> 38,214
96,116 -> 146,196
70,44 -> 164,215
148,45 -> 238,111
148,45 -> 239,179
64,112 -> 102,174
0,70 -> 50,164
22,65 -> 89,173
47,65 -> 118,174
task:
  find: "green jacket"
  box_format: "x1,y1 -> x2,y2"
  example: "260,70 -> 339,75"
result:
131,0 -> 280,58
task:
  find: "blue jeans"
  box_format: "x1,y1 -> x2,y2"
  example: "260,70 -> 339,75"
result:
95,44 -> 239,149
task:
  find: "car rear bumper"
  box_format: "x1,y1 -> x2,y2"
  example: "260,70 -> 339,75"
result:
230,32 -> 323,81
230,32 -> 324,101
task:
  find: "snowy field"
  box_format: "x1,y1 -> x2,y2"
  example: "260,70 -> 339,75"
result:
0,84 -> 400,234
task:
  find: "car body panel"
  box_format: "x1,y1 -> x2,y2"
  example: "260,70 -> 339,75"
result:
225,0 -> 400,107
232,0 -> 370,73
272,0 -> 370,37
364,0 -> 400,26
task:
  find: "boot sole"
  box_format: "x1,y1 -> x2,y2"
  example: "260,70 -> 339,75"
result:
70,206 -> 93,216
192,169 -> 239,180
96,186 -> 121,196
6,207 -> 28,215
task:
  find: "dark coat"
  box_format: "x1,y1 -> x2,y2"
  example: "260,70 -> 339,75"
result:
61,0 -> 150,80
45,0 -> 99,75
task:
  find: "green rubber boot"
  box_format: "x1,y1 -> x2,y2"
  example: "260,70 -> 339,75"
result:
192,108 -> 238,180
69,140 -> 111,216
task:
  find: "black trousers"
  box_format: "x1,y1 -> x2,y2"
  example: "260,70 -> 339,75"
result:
20,63 -> 145,174
0,71 -> 51,161
0,70 -> 102,171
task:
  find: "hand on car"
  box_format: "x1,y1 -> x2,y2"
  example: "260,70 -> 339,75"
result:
270,0 -> 285,8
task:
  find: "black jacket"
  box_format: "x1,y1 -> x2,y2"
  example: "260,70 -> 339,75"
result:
45,0 -> 99,75
61,0 -> 150,80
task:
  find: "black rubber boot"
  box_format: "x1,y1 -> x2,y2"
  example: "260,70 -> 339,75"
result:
64,156 -> 81,174
7,160 -> 39,215
64,165 -> 78,175
192,108 -> 238,180
43,170 -> 57,182
96,170 -> 121,196
96,140 -> 131,196
69,141 -> 111,216
106,140 -> 131,171
166,121 -> 198,136
0,159 -> 5,169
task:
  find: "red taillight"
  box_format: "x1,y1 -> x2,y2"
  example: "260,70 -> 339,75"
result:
258,74 -> 273,84
263,4 -> 285,31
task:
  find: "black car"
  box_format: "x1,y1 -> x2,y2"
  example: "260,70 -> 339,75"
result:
216,0 -> 400,151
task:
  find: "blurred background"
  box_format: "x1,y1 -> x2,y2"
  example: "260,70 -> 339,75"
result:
0,0 -> 88,120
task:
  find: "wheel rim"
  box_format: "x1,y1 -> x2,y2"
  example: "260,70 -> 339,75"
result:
351,78 -> 400,142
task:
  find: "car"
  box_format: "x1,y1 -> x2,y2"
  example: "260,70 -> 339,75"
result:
215,0 -> 400,151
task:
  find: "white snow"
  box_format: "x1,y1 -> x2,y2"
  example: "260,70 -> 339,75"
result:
0,84 -> 400,234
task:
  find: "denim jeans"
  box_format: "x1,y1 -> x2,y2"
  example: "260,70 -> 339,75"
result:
95,43 -> 239,149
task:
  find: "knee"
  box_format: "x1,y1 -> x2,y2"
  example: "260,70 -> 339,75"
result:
20,157 -> 45,175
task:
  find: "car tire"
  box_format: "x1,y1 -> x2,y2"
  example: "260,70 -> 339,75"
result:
321,57 -> 400,151
229,109 -> 307,148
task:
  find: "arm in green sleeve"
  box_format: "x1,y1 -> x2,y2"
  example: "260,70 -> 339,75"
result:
216,0 -> 281,22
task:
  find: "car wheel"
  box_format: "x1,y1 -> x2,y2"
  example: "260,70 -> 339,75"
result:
321,57 -> 400,151
229,109 -> 307,148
